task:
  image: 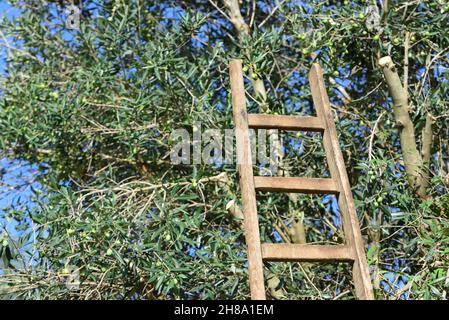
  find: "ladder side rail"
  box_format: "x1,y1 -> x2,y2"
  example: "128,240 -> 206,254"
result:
308,63 -> 374,300
229,59 -> 266,300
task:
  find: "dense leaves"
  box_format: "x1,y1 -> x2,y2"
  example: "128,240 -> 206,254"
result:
0,0 -> 448,299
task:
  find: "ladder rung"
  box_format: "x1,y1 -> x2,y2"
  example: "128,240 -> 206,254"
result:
254,177 -> 339,194
262,244 -> 354,262
248,114 -> 324,132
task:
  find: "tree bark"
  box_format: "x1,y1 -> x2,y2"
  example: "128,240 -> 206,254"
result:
378,56 -> 432,198
223,0 -> 267,104
418,113 -> 433,198
379,56 -> 422,185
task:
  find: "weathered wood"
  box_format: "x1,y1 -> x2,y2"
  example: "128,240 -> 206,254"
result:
229,59 -> 266,300
248,114 -> 324,132
262,244 -> 354,262
254,176 -> 339,194
229,60 -> 374,301
308,63 -> 374,300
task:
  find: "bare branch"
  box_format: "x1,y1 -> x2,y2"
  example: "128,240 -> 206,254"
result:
382,0 -> 389,16
417,113 -> 434,198
379,56 -> 423,192
249,0 -> 256,29
329,76 -> 351,104
258,0 -> 287,29
368,111 -> 386,161
223,0 -> 268,105
403,31 -> 410,93
223,0 -> 250,36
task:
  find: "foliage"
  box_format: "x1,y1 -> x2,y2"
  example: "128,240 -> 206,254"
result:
0,0 -> 448,299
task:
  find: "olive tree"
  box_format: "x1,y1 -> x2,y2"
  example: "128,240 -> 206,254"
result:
0,0 -> 448,299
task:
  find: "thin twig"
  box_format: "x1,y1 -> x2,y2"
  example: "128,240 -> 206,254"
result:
368,111 -> 386,161
258,0 -> 287,29
403,31 -> 410,94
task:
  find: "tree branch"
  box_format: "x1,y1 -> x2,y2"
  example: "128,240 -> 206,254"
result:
417,113 -> 433,198
368,111 -> 386,161
223,0 -> 267,106
329,76 -> 351,104
382,0 -> 389,16
403,31 -> 410,93
379,56 -> 424,192
223,0 -> 250,36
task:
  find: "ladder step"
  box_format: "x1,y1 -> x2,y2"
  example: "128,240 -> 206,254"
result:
248,114 -> 324,132
262,244 -> 354,262
254,177 -> 339,194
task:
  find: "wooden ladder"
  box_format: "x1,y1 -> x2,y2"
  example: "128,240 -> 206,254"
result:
229,59 -> 374,300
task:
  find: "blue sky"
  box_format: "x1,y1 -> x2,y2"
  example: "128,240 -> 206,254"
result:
0,0 -> 20,73
0,1 -> 32,245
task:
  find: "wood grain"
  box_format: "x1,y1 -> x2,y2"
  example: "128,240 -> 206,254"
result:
229,59 -> 266,300
309,63 -> 374,300
248,114 -> 324,132
262,244 -> 354,262
254,176 -> 339,194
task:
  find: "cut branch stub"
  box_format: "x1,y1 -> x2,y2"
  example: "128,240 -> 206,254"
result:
379,56 -> 424,189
